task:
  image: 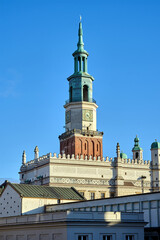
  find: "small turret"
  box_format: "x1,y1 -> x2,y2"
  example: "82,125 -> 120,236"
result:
116,142 -> 120,158
120,152 -> 128,159
132,135 -> 143,160
22,150 -> 26,165
151,139 -> 160,191
34,146 -> 39,159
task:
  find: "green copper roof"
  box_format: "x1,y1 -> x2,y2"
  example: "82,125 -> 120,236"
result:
120,152 -> 128,159
132,135 -> 143,151
151,140 -> 160,150
73,20 -> 88,56
7,183 -> 84,200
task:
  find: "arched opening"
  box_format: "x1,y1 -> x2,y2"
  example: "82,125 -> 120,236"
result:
136,152 -> 139,159
78,56 -> 80,72
83,85 -> 88,101
92,141 -> 95,157
70,86 -> 73,102
85,143 -> 87,150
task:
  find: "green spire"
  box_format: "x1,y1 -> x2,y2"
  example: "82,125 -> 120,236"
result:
132,135 -> 143,151
77,20 -> 84,52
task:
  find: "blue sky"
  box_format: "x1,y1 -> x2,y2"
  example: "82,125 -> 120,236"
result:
0,0 -> 160,180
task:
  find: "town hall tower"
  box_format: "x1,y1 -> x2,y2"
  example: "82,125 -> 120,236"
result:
59,21 -> 103,159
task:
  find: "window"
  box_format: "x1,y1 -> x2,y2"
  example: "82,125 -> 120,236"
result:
101,192 -> 105,198
103,236 -> 112,240
83,85 -> 88,101
110,192 -> 115,198
70,86 -> 73,102
135,152 -> 139,158
78,235 -> 88,240
126,235 -> 134,240
155,154 -> 157,157
90,192 -> 95,200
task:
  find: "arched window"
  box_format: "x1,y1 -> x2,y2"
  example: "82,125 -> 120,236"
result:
83,85 -> 88,101
85,143 -> 87,150
70,86 -> 73,102
92,141 -> 95,156
136,152 -> 139,159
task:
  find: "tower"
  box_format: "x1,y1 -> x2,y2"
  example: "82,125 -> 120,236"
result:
132,136 -> 143,160
151,140 -> 160,191
59,21 -> 103,159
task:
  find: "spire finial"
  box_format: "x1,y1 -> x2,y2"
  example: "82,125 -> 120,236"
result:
80,15 -> 82,22
77,18 -> 84,52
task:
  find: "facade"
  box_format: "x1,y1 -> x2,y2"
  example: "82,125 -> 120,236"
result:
0,211 -> 146,240
0,181 -> 84,217
19,22 -> 160,200
45,191 -> 160,239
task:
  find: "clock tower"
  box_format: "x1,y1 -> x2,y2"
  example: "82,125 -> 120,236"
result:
59,20 -> 103,159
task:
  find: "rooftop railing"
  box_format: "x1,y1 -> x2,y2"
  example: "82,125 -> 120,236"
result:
59,129 -> 103,140
65,98 -> 96,105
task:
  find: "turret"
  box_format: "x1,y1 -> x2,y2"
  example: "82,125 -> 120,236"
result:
22,150 -> 26,165
34,146 -> 39,159
132,136 -> 143,160
151,140 -> 160,191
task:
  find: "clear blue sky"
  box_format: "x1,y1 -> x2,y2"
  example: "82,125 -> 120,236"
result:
0,0 -> 160,181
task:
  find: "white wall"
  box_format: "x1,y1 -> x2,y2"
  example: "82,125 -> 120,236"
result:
0,185 -> 21,217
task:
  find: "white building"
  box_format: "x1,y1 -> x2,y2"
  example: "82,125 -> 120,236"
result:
0,181 -> 84,217
19,21 -> 160,199
0,211 -> 146,240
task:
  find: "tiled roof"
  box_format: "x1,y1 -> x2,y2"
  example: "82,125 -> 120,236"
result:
10,183 -> 84,200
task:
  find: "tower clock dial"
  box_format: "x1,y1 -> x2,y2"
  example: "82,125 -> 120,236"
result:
82,109 -> 93,122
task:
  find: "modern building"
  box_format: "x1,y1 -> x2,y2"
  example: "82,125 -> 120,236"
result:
45,191 -> 160,239
0,211 -> 146,240
19,21 -> 160,200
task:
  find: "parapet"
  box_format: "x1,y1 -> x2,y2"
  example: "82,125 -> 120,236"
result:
20,152 -> 151,172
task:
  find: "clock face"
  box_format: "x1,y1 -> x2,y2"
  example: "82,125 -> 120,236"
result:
82,109 -> 93,122
65,110 -> 71,123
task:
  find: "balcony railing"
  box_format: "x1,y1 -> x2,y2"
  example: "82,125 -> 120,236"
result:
59,129 -> 103,140
65,98 -> 96,105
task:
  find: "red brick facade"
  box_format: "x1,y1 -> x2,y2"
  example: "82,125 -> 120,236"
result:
60,135 -> 103,160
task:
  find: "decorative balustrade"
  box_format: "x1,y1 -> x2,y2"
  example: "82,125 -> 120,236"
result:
21,152 -> 151,170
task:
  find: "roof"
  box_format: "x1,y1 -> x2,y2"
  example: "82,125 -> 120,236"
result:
151,141 -> 160,150
6,183 -> 85,200
120,152 -> 128,159
132,135 -> 143,151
